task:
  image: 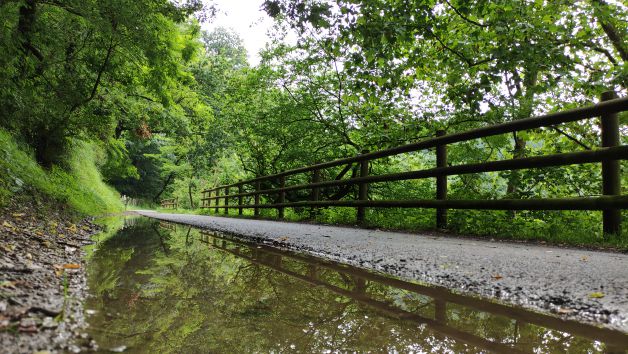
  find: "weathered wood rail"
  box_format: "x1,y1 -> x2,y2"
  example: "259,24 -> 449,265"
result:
201,93 -> 628,237
160,197 -> 178,209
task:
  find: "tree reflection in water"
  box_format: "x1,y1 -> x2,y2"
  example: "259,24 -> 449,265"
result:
85,218 -> 627,353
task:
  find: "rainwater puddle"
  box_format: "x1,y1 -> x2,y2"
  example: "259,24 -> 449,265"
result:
84,217 -> 628,353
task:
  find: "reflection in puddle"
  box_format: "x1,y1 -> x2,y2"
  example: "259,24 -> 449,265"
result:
85,218 -> 628,353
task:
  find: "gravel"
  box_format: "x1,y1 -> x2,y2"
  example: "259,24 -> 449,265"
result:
0,200 -> 100,353
137,211 -> 628,332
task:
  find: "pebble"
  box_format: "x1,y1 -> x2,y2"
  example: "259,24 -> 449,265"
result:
41,317 -> 57,329
19,317 -> 37,327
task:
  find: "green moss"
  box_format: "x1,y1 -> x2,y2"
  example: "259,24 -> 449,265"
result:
0,129 -> 123,215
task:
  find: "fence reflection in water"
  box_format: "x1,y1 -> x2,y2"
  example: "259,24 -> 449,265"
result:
198,228 -> 628,353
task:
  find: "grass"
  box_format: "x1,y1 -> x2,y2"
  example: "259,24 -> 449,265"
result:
0,128 -> 123,215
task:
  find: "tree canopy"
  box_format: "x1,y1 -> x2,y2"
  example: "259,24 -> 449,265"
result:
0,0 -> 626,241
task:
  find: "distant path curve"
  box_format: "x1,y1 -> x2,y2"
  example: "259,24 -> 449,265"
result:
136,211 -> 628,332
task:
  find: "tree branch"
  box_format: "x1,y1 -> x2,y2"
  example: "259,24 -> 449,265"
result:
549,126 -> 592,150
591,0 -> 628,62
443,0 -> 489,28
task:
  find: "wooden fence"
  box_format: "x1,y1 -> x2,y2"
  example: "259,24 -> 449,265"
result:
160,197 -> 178,209
201,92 -> 628,236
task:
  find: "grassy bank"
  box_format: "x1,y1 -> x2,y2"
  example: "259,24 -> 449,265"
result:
0,129 -> 123,215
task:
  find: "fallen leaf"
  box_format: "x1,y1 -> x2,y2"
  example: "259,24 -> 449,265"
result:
2,221 -> 13,228
18,325 -> 38,333
0,244 -> 14,253
580,256 -> 588,262
62,263 -> 80,269
491,274 -> 503,280
589,292 -> 605,299
0,280 -> 16,288
11,213 -> 25,218
67,224 -> 77,233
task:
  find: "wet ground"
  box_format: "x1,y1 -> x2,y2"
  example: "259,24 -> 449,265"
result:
136,211 -> 628,333
84,216 -> 628,353
0,200 -> 101,353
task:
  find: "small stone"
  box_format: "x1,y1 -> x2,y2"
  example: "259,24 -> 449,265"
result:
109,345 -> 127,352
42,317 -> 58,329
19,317 -> 37,327
0,300 -> 6,312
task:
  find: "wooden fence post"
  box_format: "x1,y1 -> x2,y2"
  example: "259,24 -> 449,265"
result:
224,187 -> 229,215
435,299 -> 447,323
310,169 -> 320,218
436,129 -> 448,229
357,151 -> 369,224
278,176 -> 286,219
238,183 -> 243,215
601,91 -> 621,237
175,197 -> 178,210
214,188 -> 219,214
254,181 -> 260,217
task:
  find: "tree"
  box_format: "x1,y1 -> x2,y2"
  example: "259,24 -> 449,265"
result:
0,0 -> 207,165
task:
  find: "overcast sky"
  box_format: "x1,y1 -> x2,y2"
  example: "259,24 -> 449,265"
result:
202,0 -> 274,66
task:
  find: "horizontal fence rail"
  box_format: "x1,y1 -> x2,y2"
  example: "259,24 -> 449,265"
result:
200,93 -> 628,237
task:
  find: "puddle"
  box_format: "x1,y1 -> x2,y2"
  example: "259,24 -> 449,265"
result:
84,217 -> 628,353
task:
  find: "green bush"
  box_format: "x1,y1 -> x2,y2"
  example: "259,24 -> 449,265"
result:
0,129 -> 122,215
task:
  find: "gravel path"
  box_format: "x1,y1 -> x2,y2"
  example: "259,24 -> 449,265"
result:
137,211 -> 628,332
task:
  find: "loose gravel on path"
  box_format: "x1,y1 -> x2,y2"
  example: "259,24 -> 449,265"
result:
138,211 -> 628,332
0,201 -> 100,353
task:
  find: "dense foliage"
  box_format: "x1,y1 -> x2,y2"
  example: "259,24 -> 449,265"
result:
0,0 -> 626,243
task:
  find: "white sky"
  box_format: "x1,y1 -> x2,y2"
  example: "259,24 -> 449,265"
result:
202,0 -> 274,66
